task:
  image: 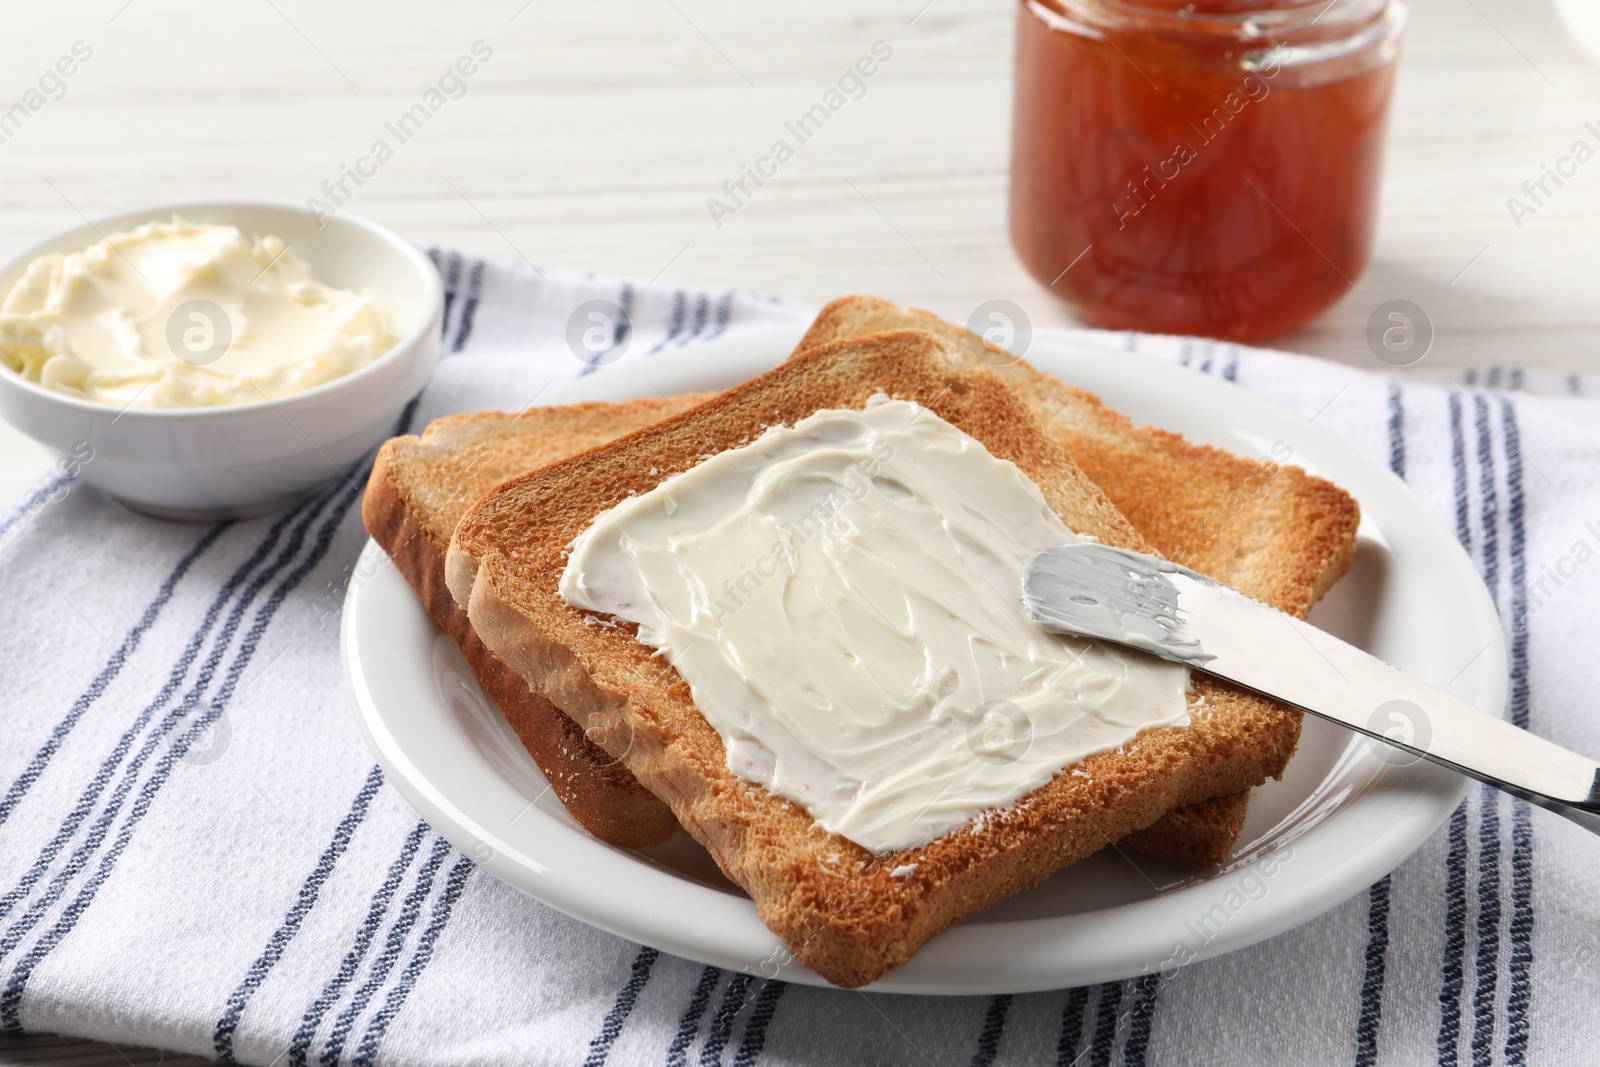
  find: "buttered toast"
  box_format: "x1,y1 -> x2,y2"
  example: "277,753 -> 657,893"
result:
372,396 -> 1269,864
446,331 -> 1306,986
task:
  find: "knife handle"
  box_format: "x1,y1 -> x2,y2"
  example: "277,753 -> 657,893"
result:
1193,574 -> 1600,836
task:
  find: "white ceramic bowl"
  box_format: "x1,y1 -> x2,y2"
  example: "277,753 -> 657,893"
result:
0,200 -> 442,520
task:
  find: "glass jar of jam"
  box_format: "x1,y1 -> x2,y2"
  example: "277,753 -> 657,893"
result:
1010,0 -> 1406,341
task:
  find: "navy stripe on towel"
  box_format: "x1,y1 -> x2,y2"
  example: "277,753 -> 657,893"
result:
0,471 -> 72,547
665,967 -> 721,1067
582,946 -> 661,1067
970,994 -> 1013,1067
1448,391 -> 1471,547
283,821 -> 431,1067
1387,383 -> 1407,481
730,980 -> 787,1067
0,522 -> 228,831
698,972 -> 751,1067
440,252 -> 463,337
1054,987 -> 1090,1066
1472,395 -> 1502,612
1436,389 -> 1473,1066
1438,802 -> 1471,1067
677,293 -> 710,351
212,765 -> 389,1062
449,259 -> 486,354
427,248 -> 444,330
1123,974 -> 1160,1067
349,853 -> 477,1067
319,836 -> 452,1066
1356,875 -> 1391,1067
1355,383 -> 1405,1067
1088,981 -> 1124,1067
1469,396 -> 1503,1067
647,290 -> 689,356
578,282 -> 634,377
1499,398 -> 1535,1066
702,291 -> 736,344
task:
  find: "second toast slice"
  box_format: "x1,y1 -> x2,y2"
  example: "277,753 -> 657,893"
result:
364,398 -> 709,847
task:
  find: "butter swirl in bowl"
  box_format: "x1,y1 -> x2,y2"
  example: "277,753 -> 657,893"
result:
1,219 -> 397,409
0,201 -> 440,519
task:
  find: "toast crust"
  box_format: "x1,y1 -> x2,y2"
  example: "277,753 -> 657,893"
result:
363,399 -> 712,848
1120,790 -> 1254,867
454,330 -> 1303,986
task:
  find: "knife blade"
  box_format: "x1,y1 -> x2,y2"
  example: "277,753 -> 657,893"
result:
1022,542 -> 1600,835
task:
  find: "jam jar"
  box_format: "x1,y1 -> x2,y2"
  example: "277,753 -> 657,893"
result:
1010,0 -> 1406,341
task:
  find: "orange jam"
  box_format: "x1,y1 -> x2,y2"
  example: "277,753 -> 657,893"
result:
1009,0 -> 1405,341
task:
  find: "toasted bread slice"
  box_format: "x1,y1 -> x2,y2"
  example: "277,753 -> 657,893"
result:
371,396 -> 1248,863
794,298 -> 1362,865
448,330 -> 1304,986
364,397 -> 712,848
367,393 -> 1246,861
1118,788 -> 1255,868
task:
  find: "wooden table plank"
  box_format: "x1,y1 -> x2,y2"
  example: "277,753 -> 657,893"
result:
0,1032 -> 213,1066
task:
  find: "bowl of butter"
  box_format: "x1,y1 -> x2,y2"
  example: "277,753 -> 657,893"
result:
0,200 -> 441,519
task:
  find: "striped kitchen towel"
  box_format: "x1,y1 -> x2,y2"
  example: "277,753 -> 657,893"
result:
1,252 -> 1597,1067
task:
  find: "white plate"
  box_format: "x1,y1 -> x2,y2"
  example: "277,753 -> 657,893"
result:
341,329 -> 1507,994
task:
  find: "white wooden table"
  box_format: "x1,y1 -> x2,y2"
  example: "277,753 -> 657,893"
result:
0,0 -> 1594,1061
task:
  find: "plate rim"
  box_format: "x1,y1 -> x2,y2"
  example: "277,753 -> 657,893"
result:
342,328 -> 1507,994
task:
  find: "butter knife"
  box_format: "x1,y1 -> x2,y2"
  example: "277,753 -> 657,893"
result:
1022,543 -> 1600,835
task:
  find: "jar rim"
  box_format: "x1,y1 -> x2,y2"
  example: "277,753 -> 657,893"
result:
1029,0 -> 1400,44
